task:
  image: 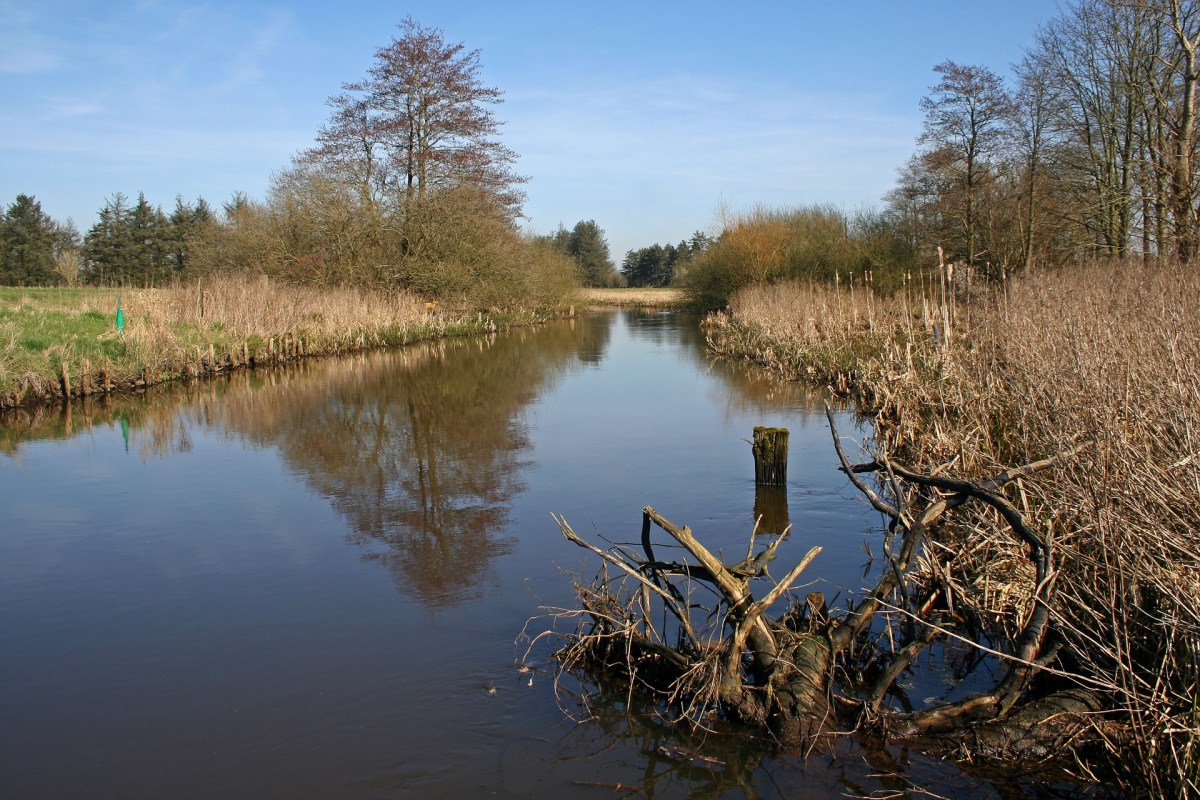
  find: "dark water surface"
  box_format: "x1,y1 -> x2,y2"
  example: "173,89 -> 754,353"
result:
1,311 -> 1087,798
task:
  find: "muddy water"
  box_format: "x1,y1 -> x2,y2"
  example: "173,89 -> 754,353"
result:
0,310 -> 1089,798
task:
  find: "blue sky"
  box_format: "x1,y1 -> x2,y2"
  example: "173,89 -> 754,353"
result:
2,1 -> 1056,259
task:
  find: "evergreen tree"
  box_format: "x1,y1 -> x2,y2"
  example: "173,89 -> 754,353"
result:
688,231 -> 713,255
621,233 -> 711,287
82,193 -> 175,285
548,223 -> 572,254
167,196 -> 216,276
127,193 -> 170,284
0,194 -> 58,285
82,193 -> 129,285
568,219 -> 614,287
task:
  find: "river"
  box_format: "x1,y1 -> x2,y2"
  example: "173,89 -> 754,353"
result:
0,310 -> 1093,798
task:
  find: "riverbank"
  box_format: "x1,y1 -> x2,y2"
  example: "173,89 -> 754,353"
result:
0,277 -> 565,409
703,260 -> 1200,796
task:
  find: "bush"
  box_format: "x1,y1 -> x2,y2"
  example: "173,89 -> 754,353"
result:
681,204 -> 921,309
186,181 -> 579,313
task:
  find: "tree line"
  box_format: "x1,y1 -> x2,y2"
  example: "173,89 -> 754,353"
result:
621,232 -> 712,288
6,1 -> 1195,305
892,0 -> 1200,271
0,18 -> 583,311
677,0 -> 1200,308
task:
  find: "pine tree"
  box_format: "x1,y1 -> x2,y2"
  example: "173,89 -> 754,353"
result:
0,194 -> 58,285
167,196 -> 216,276
83,194 -> 127,285
569,220 -> 614,287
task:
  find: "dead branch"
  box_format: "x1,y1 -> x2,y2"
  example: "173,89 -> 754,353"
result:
544,416 -> 1099,761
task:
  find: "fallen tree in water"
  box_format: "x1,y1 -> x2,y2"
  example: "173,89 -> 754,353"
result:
547,405 -> 1105,765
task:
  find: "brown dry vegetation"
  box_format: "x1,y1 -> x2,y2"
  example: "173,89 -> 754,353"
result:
704,260 -> 1200,796
580,287 -> 686,307
0,276 -> 551,408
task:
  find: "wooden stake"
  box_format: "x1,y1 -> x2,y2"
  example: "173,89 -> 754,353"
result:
752,427 -> 789,485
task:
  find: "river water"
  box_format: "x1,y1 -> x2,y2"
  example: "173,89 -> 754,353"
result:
1,310 -> 1093,798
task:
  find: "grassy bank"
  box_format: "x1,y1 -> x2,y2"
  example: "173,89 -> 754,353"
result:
0,277 -> 560,408
706,262 -> 1200,796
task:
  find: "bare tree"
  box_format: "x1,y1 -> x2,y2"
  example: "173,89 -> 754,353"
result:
346,17 -> 524,213
300,16 -> 526,231
1011,53 -> 1063,270
919,60 -> 1014,273
1033,0 -> 1154,258
1141,0 -> 1200,260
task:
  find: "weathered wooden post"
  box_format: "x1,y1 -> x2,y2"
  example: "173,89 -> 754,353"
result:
751,428 -> 788,550
752,426 -> 788,486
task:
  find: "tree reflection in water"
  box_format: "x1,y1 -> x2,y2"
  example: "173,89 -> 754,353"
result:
212,315 -> 614,607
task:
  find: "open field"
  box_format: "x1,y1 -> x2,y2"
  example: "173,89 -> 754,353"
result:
579,287 -> 686,307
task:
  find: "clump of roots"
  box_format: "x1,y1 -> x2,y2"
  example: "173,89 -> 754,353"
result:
539,410 -> 1112,767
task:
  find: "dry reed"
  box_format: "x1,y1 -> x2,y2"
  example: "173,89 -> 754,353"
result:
580,287 -> 686,307
0,276 -> 507,407
707,261 -> 1200,797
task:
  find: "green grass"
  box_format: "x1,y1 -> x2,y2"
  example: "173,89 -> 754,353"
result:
0,286 -> 120,307
0,296 -> 129,388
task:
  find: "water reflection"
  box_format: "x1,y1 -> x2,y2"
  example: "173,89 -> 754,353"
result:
1,315 -> 613,610
210,317 -> 614,608
752,485 -> 790,536
0,311 -> 829,613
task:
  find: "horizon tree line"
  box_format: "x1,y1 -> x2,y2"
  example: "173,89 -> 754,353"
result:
3,1 -> 1197,296
0,18 -> 579,310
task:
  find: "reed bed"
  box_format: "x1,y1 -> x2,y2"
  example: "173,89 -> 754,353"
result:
706,262 -> 1200,796
579,287 -> 686,307
0,275 -> 514,407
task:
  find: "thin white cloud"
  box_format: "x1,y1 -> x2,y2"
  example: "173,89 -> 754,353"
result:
0,3 -> 64,73
504,71 -> 919,254
41,93 -> 110,119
